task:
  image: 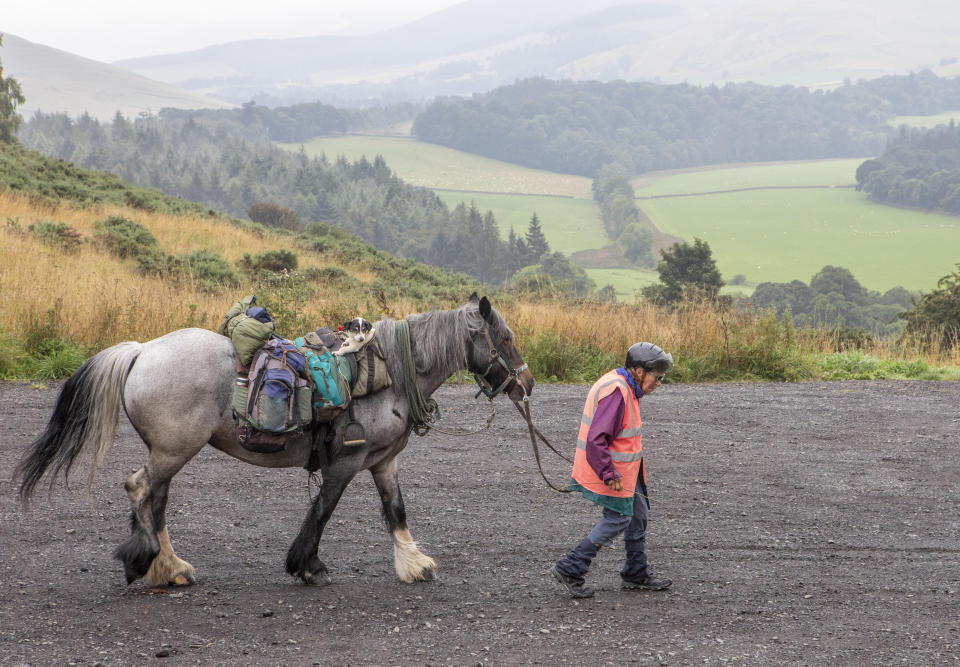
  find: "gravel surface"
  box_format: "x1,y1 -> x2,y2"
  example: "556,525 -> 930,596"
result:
1,380 -> 958,665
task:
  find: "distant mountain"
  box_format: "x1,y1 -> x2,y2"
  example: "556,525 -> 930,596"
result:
110,0 -> 960,106
0,33 -> 235,121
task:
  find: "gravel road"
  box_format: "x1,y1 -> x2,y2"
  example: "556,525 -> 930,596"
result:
1,380 -> 958,665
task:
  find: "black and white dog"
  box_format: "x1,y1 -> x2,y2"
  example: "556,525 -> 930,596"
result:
337,317 -> 374,354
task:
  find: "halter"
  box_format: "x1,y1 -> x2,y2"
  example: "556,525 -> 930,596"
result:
473,320 -> 529,400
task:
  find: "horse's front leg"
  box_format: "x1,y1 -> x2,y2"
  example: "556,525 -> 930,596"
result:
371,456 -> 437,583
285,471 -> 354,585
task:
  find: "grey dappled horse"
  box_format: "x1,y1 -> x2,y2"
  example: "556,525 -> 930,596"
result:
16,295 -> 534,587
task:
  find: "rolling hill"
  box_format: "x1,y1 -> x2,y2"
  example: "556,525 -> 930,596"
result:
0,33 -> 235,121
110,0 -> 960,105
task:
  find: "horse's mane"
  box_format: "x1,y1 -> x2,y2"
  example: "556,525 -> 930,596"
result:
374,301 -> 513,387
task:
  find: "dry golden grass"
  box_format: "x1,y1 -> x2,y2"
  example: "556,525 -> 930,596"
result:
3,189 -> 958,373
502,298 -> 960,369
0,191 -> 409,348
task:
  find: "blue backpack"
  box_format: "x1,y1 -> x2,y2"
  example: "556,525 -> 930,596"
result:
233,337 -> 313,452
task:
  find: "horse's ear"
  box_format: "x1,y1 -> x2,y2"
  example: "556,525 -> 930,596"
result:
468,292 -> 479,304
479,296 -> 492,321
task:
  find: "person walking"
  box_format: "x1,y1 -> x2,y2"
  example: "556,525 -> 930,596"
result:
549,342 -> 674,598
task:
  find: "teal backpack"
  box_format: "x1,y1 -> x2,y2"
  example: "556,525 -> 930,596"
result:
294,335 -> 352,419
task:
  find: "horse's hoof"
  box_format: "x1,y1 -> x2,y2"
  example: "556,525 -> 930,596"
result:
303,570 -> 332,586
420,567 -> 437,582
171,574 -> 193,586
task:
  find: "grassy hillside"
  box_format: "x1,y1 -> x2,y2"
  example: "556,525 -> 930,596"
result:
279,134 -> 604,261
277,136 -> 592,197
2,142 -> 959,382
433,192 -> 604,256
280,135 -> 960,297
632,159 -> 862,195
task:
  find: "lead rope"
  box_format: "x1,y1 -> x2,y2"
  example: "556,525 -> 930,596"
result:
515,400 -> 574,493
516,400 -> 647,500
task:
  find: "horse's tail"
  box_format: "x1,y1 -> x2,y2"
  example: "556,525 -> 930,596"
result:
16,341 -> 143,502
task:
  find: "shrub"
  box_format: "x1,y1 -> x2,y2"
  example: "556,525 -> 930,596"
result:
93,216 -> 159,259
134,245 -> 166,275
30,339 -> 86,379
28,220 -> 82,252
248,200 -> 301,229
304,266 -> 348,283
523,330 -> 619,382
899,264 -> 960,350
0,330 -> 29,378
123,190 -> 159,212
254,270 -> 315,335
165,249 -> 239,292
237,249 -> 298,275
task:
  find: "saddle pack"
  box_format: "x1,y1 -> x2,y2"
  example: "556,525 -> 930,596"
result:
220,297 -> 394,455
233,337 -> 313,453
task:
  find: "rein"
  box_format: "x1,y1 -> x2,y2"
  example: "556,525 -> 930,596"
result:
513,400 -> 574,493
395,315 -> 570,495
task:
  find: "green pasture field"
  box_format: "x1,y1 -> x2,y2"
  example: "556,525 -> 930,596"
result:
632,159 -> 863,196
277,136 -> 593,198
641,186 -> 960,293
891,110 -> 960,129
434,191 -> 604,256
583,267 -> 658,300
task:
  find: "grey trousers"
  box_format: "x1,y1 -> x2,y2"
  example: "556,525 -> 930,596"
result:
555,492 -> 650,582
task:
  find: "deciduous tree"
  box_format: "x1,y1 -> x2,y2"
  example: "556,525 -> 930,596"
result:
0,35 -> 26,143
642,237 -> 723,304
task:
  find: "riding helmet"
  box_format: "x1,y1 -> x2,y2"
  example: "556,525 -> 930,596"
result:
625,342 -> 674,373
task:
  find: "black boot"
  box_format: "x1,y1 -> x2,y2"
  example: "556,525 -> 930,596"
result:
621,538 -> 672,591
551,538 -> 600,598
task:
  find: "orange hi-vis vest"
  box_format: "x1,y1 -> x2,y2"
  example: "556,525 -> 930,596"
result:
571,369 -> 644,499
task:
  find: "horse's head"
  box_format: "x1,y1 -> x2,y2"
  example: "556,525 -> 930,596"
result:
467,293 -> 535,402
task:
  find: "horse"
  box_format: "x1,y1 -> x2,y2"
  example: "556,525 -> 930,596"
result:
16,293 -> 534,587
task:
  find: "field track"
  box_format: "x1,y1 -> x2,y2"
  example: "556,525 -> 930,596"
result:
2,380 -> 958,664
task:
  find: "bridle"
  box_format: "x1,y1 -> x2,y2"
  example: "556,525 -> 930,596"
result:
472,319 -> 529,400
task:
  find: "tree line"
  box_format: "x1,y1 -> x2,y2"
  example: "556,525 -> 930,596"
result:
751,266 -> 915,336
411,73 -> 960,178
160,99 -> 420,143
856,121 -> 960,214
592,163 -> 652,266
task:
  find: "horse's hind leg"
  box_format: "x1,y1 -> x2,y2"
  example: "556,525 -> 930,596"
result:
115,450 -> 200,586
145,480 -> 195,586
371,456 -> 437,583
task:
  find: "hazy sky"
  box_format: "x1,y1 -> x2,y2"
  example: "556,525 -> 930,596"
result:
2,0 -> 463,63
